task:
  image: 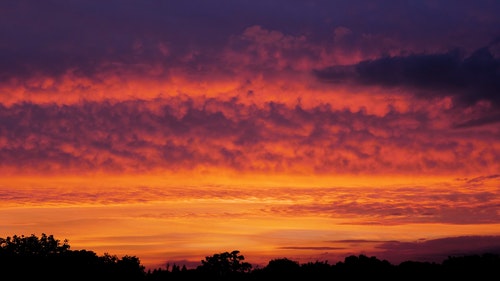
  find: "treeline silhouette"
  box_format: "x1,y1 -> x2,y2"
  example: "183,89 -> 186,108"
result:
1,234 -> 499,280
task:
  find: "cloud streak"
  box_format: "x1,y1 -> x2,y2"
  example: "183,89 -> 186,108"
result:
2,175 -> 499,225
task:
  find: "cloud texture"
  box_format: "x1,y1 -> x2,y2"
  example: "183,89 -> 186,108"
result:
1,0 -> 500,271
1,97 -> 498,176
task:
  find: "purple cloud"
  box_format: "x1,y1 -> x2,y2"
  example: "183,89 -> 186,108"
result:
314,44 -> 500,109
0,97 -> 499,175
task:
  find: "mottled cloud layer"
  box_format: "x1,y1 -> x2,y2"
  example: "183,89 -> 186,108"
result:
1,1 -> 499,137
1,97 -> 498,176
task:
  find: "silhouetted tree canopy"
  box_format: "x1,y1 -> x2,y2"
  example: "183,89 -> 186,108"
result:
197,250 -> 252,279
0,233 -> 69,256
2,233 -> 500,281
0,233 -> 145,281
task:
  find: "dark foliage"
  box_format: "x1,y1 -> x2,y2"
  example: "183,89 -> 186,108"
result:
0,233 -> 145,281
2,233 -> 500,281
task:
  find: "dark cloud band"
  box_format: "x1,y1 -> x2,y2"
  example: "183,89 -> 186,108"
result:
314,45 -> 500,108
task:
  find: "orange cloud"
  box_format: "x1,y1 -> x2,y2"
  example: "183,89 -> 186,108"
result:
1,96 -> 498,177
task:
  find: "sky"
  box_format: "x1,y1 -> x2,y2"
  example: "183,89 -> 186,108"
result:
1,0 -> 500,271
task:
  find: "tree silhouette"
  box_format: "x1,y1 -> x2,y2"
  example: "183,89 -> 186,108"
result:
197,250 -> 252,279
0,233 -> 69,256
300,260 -> 333,280
0,233 -> 146,280
335,254 -> 395,278
2,233 -> 500,280
251,257 -> 302,280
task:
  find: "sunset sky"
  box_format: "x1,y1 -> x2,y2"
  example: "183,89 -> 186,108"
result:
1,0 -> 500,271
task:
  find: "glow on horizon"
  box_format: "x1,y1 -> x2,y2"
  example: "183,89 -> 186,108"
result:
2,174 -> 500,270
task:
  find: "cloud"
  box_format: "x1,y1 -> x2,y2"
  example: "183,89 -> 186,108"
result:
278,246 -> 345,250
314,44 -> 500,110
466,174 -> 500,184
262,235 -> 500,266
4,175 -> 499,226
222,25 -> 327,72
377,236 -> 500,264
0,97 -> 498,176
259,177 -> 500,225
2,1 -> 499,87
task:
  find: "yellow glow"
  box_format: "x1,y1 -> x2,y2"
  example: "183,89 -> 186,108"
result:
2,173 -> 499,270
